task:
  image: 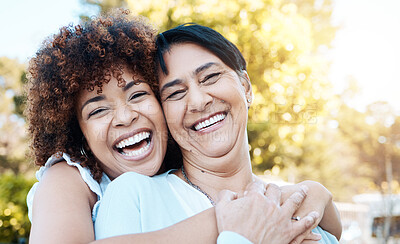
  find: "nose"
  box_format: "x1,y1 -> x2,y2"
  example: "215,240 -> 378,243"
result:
112,104 -> 138,127
187,85 -> 213,113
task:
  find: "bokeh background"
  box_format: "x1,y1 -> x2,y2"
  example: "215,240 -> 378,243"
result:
0,0 -> 399,243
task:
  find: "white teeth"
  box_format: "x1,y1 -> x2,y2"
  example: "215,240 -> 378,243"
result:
194,113 -> 226,131
116,131 -> 150,149
210,117 -> 215,125
120,142 -> 150,157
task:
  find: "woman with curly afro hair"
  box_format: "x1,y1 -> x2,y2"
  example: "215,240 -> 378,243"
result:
26,10 -> 186,243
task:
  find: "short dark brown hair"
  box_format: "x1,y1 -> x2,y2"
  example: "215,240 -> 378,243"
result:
26,10 -> 157,181
156,23 -> 246,76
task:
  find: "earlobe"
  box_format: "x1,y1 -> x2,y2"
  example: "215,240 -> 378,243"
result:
239,71 -> 253,107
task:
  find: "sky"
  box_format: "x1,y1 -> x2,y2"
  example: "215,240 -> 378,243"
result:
329,0 -> 400,113
1,0 -> 400,112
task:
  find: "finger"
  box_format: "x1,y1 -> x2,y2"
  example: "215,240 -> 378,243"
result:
216,190 -> 238,204
281,186 -> 308,217
291,212 -> 319,238
304,232 -> 322,241
299,241 -> 320,244
264,183 -> 281,205
280,184 -> 301,205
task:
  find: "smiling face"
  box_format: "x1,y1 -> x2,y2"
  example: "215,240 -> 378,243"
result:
76,68 -> 167,179
158,43 -> 252,162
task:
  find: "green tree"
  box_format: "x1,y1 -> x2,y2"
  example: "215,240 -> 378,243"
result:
0,57 -> 34,242
336,101 -> 400,193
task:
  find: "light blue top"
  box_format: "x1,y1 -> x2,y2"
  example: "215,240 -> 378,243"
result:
95,171 -> 339,243
27,153 -> 111,223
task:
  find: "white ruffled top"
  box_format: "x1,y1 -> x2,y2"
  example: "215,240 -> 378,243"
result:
26,153 -> 110,223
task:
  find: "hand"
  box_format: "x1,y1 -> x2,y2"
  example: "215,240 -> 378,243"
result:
215,181 -> 320,244
281,182 -> 329,228
281,181 -> 342,241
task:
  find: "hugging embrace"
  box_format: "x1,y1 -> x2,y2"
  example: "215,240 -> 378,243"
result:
26,10 -> 341,244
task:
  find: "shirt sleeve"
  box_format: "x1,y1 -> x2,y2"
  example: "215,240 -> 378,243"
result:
313,226 -> 340,243
94,173 -> 142,239
217,231 -> 253,244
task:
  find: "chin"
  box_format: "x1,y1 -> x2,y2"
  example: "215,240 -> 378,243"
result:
198,144 -> 234,158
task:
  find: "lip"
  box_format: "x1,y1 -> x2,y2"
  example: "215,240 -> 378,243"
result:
112,128 -> 154,161
190,111 -> 227,134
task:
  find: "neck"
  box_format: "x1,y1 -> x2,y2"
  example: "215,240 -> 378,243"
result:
177,131 -> 253,202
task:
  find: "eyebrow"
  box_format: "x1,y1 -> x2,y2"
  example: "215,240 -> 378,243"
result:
159,79 -> 183,95
80,95 -> 105,112
194,62 -> 217,75
122,80 -> 137,92
80,80 -> 139,112
159,62 -> 218,95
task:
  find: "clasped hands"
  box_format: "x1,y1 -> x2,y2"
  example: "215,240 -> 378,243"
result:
215,180 -> 322,244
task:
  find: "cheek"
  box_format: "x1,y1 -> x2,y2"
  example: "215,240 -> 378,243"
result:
163,104 -> 183,131
153,114 -> 168,141
85,120 -> 109,146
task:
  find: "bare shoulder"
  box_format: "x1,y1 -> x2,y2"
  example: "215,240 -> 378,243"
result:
34,160 -> 97,209
42,160 -> 82,180
30,161 -> 97,243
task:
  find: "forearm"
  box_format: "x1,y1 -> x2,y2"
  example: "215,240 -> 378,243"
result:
92,208 -> 218,244
319,199 -> 342,240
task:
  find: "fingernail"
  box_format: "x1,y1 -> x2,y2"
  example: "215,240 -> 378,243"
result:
244,191 -> 248,196
305,216 -> 314,227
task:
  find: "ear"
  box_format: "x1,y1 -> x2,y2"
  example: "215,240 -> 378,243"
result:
239,71 -> 253,107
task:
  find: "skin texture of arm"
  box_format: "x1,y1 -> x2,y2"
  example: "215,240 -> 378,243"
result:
91,208 -> 218,244
281,180 -> 342,241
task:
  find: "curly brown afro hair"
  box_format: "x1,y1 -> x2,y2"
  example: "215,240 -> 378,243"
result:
25,10 -> 162,181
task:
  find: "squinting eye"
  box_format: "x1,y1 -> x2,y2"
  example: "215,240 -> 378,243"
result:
88,108 -> 107,119
201,72 -> 221,84
165,89 -> 186,101
129,91 -> 148,100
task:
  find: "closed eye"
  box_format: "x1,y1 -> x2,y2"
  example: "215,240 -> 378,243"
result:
165,89 -> 186,101
201,72 -> 221,84
129,91 -> 148,101
88,108 -> 107,119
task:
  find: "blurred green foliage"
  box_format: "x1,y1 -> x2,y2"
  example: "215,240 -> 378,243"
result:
0,57 -> 30,175
0,174 -> 35,243
0,57 -> 34,242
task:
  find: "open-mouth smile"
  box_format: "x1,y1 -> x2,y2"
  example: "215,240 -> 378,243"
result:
114,131 -> 152,157
192,112 -> 227,131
